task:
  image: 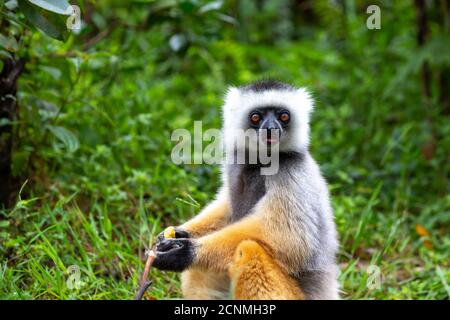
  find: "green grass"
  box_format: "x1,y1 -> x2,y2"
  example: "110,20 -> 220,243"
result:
1,3 -> 449,300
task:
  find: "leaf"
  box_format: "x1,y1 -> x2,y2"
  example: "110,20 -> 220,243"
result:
18,0 -> 69,41
169,34 -> 187,52
0,50 -> 13,60
39,65 -> 62,80
47,125 -> 79,152
179,1 -> 196,13
12,150 -> 31,177
0,220 -> 10,228
147,0 -> 177,12
28,0 -> 71,15
216,13 -> 237,25
436,266 -> 450,298
0,34 -> 19,52
415,224 -> 433,250
423,240 -> 433,250
199,1 -> 223,14
415,224 -> 429,237
5,0 -> 18,10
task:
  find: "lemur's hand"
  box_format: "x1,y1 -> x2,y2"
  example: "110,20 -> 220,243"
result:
156,226 -> 190,244
152,238 -> 196,272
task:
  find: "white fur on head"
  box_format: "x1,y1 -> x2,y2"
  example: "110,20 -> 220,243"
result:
222,84 -> 314,153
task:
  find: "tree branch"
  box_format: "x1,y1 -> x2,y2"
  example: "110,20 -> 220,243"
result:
134,246 -> 157,300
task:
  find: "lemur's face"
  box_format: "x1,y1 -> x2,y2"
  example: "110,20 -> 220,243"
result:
223,83 -> 313,154
247,107 -> 291,146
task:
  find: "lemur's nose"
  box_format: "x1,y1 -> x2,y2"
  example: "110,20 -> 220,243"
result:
265,127 -> 280,139
265,119 -> 282,133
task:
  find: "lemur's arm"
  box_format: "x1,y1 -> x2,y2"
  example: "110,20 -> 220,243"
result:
153,186 -> 311,274
180,191 -> 231,238
192,215 -> 266,272
178,199 -> 230,238
157,188 -> 230,242
153,214 -> 268,272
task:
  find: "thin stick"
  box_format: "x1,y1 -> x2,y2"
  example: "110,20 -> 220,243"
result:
134,245 -> 156,300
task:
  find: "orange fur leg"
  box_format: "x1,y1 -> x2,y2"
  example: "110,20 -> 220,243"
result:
195,216 -> 265,272
229,240 -> 304,300
181,268 -> 229,299
182,199 -> 230,238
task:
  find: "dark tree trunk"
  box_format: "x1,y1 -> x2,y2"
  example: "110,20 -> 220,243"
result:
439,69 -> 450,115
414,0 -> 432,100
438,0 -> 450,114
0,58 -> 25,208
290,0 -> 317,40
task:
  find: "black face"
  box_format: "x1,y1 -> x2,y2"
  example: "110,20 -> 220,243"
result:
248,107 -> 290,145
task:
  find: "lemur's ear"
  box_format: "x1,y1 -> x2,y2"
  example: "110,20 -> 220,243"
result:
296,88 -> 314,115
224,86 -> 241,108
223,87 -> 244,119
227,86 -> 240,95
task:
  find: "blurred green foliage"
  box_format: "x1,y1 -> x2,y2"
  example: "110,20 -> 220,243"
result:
0,0 -> 449,299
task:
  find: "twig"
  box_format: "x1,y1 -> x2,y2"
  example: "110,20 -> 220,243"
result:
81,20 -> 118,51
134,245 -> 157,300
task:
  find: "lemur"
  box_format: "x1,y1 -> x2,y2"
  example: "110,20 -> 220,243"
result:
153,80 -> 339,300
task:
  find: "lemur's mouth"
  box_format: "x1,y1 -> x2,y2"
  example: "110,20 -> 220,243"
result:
260,129 -> 280,145
260,134 -> 279,145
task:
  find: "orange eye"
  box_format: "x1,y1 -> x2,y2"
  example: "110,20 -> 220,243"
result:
279,112 -> 290,122
250,113 -> 261,125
